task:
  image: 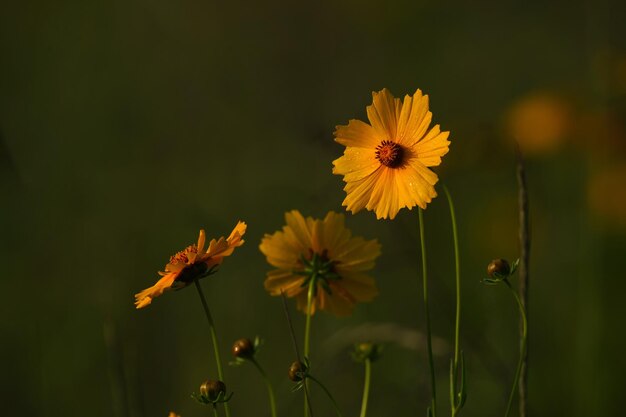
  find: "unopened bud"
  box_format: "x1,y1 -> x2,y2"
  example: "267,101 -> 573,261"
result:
232,338 -> 255,359
288,361 -> 307,382
487,259 -> 510,279
199,379 -> 226,402
352,342 -> 382,363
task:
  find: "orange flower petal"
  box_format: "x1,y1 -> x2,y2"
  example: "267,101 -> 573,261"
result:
134,272 -> 179,309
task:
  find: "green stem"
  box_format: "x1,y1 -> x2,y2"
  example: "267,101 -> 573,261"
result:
212,406 -> 219,417
251,359 -> 278,417
443,185 -> 462,416
503,279 -> 528,417
194,279 -> 231,417
419,208 -> 437,417
359,359 -> 371,417
303,277 -> 316,417
308,374 -> 343,417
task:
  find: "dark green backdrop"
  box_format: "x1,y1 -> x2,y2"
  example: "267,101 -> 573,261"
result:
2,0 -> 625,416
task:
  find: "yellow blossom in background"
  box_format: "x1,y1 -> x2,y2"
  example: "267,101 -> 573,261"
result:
333,88 -> 450,219
135,222 -> 247,308
505,92 -> 572,155
168,413 -> 181,417
260,210 -> 381,316
587,164 -> 626,229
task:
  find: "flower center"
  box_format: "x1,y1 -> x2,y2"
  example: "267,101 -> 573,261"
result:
170,245 -> 198,265
375,140 -> 404,168
295,249 -> 340,296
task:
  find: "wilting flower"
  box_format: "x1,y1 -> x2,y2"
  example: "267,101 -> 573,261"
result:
135,222 -> 247,309
333,88 -> 450,219
260,210 -> 380,316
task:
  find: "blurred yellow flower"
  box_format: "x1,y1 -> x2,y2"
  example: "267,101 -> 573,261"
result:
333,88 -> 450,219
135,222 -> 247,309
505,92 -> 572,155
168,413 -> 181,417
587,164 -> 626,229
260,211 -> 381,316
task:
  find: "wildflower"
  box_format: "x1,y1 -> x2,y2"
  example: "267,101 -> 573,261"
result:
333,88 -> 450,219
260,210 -> 380,316
135,222 -> 247,308
506,92 -> 572,155
168,413 -> 181,417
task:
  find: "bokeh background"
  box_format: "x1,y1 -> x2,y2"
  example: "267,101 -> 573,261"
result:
2,0 -> 626,416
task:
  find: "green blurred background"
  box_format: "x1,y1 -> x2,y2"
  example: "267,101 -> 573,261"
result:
2,0 -> 626,415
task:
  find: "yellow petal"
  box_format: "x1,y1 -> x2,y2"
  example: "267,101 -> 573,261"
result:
334,119 -> 379,148
367,89 -> 400,141
264,270 -> 304,297
334,238 -> 381,271
399,91 -> 432,145
284,210 -> 313,250
197,229 -> 206,254
259,231 -> 300,269
339,272 -> 379,301
342,168 -> 384,215
332,147 -> 380,182
134,272 -> 178,309
414,125 -> 450,167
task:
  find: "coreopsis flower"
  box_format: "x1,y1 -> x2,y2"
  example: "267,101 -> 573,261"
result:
260,210 -> 380,316
135,222 -> 247,309
333,88 -> 450,219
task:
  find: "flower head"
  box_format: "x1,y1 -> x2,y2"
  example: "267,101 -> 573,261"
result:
135,222 -> 247,309
259,210 -> 381,316
333,88 -> 450,219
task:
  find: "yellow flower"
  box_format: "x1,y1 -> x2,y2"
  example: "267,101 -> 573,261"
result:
135,222 -> 247,309
333,88 -> 450,219
259,210 -> 381,316
168,413 -> 181,417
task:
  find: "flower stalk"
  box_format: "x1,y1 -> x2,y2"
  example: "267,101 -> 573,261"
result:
503,278 -> 528,417
250,358 -> 278,417
418,208 -> 437,417
443,185 -> 465,416
359,358 -> 371,417
194,279 -> 231,417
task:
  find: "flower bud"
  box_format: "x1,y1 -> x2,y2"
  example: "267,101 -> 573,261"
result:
288,361 -> 307,382
352,342 -> 382,363
487,259 -> 510,279
231,338 -> 255,359
199,379 -> 226,402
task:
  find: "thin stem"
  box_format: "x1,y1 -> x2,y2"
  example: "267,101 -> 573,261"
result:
194,279 -> 231,417
212,406 -> 219,417
515,143 -> 530,417
251,358 -> 278,417
304,276 -> 316,359
359,359 -> 372,417
303,277 -> 316,417
308,374 -> 343,417
503,279 -> 528,417
280,293 -> 314,417
443,185 -> 462,417
419,208 -> 437,417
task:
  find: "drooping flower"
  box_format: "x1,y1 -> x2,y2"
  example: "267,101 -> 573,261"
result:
135,222 -> 247,309
259,210 -> 380,316
333,88 -> 450,219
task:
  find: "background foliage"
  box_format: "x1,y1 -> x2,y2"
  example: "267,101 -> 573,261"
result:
2,0 -> 626,415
